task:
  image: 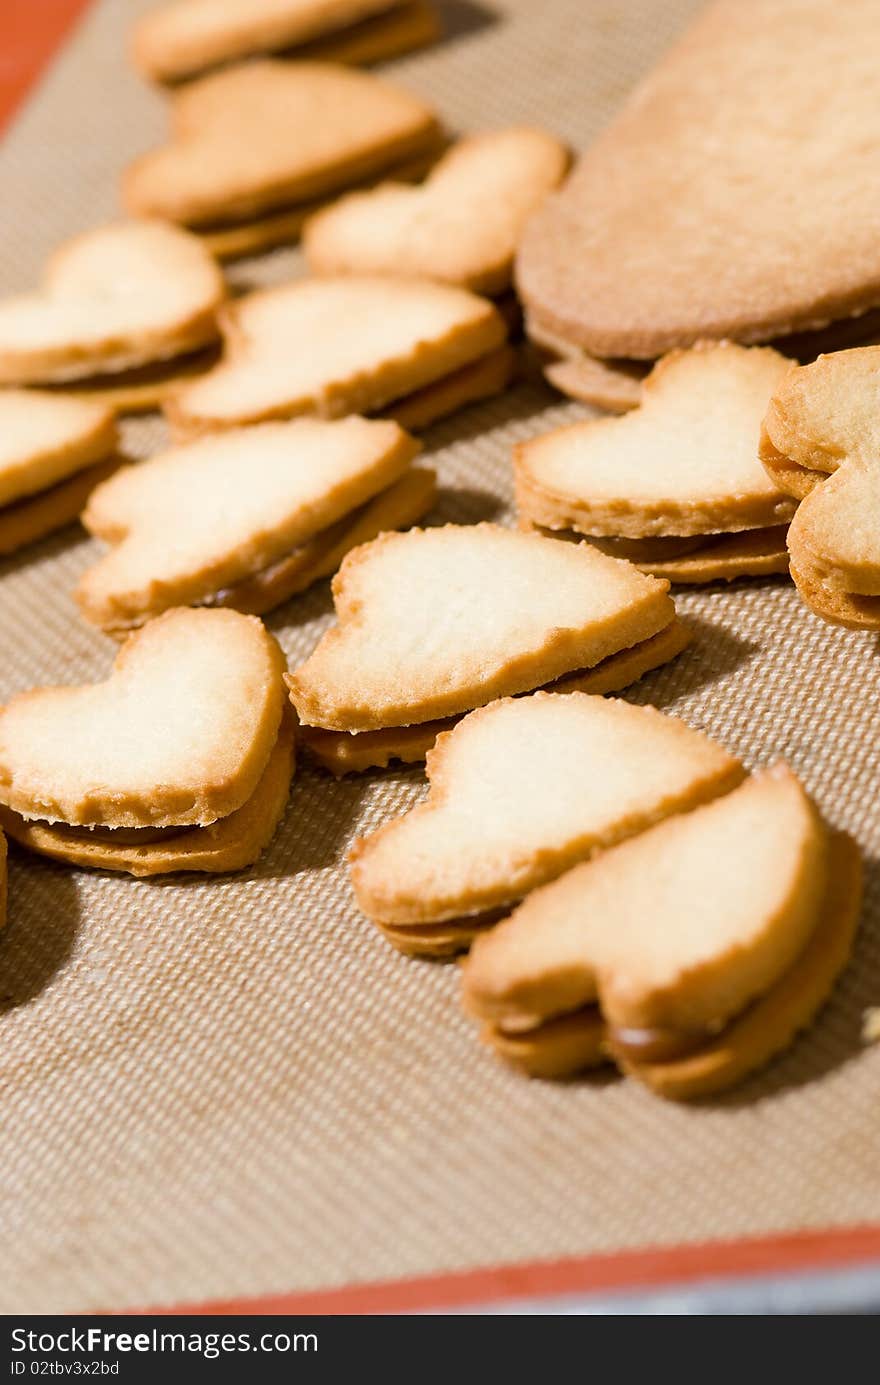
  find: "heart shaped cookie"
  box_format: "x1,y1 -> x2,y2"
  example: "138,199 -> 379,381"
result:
304,128 -> 569,295
123,60 -> 441,231
516,343 -> 796,583
0,608 -> 287,831
350,692 -> 744,956
463,766 -> 862,1098
165,276 -> 508,435
287,522 -> 688,773
76,416 -> 427,632
133,0 -> 440,84
0,390 -> 122,556
0,222 -> 225,408
760,345 -> 880,627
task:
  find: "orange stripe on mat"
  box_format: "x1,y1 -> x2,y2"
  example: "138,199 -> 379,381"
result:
0,0 -> 97,136
144,1223 -> 880,1314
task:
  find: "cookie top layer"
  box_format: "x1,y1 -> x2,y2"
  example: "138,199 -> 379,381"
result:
517,0 -> 880,357
0,608 -> 287,828
0,391 -> 117,509
167,276 -> 505,432
134,0 -> 405,82
762,346 -> 880,599
516,344 -> 796,537
350,692 -> 744,923
463,765 -> 828,1034
0,221 -> 225,385
287,523 -> 675,730
762,345 -> 880,481
124,60 -> 440,226
304,128 -> 569,295
77,416 -> 419,627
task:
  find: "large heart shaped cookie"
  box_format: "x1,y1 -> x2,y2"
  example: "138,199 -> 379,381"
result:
517,0 -> 880,359
304,128 -> 569,295
463,766 -> 862,1098
123,60 -> 440,227
0,222 -> 224,387
0,608 -> 287,829
760,345 -> 880,627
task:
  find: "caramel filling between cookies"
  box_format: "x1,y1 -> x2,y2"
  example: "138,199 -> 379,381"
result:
530,525 -> 788,564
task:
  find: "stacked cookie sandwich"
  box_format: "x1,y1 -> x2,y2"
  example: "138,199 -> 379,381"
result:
286,522 -> 690,774
124,61 -> 445,259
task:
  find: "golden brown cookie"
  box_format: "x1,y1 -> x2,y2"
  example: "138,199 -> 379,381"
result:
304,128 -> 569,295
0,608 -> 287,830
760,345 -> 880,627
287,523 -> 679,738
464,766 -> 861,1099
165,277 -> 507,435
350,692 -> 744,954
133,0 -> 438,84
0,391 -> 122,555
516,343 -> 796,585
76,416 -> 423,631
0,222 -> 224,399
124,61 -> 441,229
517,0 -> 880,360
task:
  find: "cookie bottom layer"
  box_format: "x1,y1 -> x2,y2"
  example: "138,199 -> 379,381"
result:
43,346 -> 220,416
482,831 -> 861,1099
385,345 -> 516,431
532,308 -> 880,412
300,618 -> 691,775
100,467 -> 437,635
292,0 -> 440,69
0,456 -> 122,557
0,715 -> 295,877
789,561 -> 880,631
523,520 -> 791,584
198,138 -> 446,261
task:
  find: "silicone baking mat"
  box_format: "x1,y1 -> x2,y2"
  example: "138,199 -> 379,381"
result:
2,0 -> 879,1315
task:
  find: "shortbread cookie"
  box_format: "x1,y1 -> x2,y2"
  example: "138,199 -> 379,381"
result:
134,0 -> 438,84
166,277 -> 507,435
0,712 -> 295,878
760,345 -> 880,628
0,391 -> 121,556
0,608 -> 287,830
124,61 -> 441,232
199,144 -> 441,261
516,344 -> 796,583
350,692 -> 744,955
0,222 -> 224,414
295,0 -> 439,66
517,0 -> 880,361
287,523 -> 686,771
304,129 -> 569,295
463,766 -> 861,1098
76,416 -> 425,631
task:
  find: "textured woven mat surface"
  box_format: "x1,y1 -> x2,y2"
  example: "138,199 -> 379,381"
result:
2,0 -> 879,1315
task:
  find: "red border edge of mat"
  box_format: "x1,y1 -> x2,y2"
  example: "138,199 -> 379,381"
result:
10,0 -> 880,1325
0,0 -> 97,137
145,1224 -> 880,1315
